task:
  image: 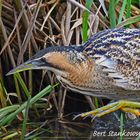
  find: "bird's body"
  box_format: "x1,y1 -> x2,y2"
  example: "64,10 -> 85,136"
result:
35,28 -> 140,101
74,28 -> 140,100
8,28 -> 140,117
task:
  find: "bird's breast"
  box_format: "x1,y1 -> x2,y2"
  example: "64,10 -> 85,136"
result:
56,62 -> 140,101
64,60 -> 115,90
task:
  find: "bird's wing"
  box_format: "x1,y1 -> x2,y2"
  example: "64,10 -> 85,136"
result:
84,28 -> 140,90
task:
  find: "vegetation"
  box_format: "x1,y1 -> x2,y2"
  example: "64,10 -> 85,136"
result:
0,0 -> 140,139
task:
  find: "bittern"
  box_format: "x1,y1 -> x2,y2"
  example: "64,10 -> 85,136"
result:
7,28 -> 140,118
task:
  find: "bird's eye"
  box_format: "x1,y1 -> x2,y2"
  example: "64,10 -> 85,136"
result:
41,57 -> 46,63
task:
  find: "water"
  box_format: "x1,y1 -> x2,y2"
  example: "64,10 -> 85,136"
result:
24,111 -> 140,140
1,111 -> 140,140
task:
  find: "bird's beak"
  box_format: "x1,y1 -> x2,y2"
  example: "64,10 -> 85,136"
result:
6,59 -> 44,76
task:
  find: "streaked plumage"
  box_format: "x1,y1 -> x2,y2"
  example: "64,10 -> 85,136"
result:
7,28 -> 140,117
8,28 -> 140,100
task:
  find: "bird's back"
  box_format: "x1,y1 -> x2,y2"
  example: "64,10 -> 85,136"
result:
77,28 -> 140,100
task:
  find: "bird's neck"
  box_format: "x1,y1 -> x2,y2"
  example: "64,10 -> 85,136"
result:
55,58 -> 94,87
56,58 -> 114,91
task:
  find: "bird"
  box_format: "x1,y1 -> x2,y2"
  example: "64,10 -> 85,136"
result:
7,28 -> 140,118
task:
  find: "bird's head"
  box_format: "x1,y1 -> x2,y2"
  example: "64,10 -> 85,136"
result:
7,46 -> 93,82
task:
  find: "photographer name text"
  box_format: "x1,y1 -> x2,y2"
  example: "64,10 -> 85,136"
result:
93,130 -> 140,137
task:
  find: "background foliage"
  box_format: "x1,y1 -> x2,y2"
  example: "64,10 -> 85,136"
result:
0,0 -> 140,139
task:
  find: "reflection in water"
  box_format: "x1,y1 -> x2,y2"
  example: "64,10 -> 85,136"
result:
40,118 -> 93,140
24,111 -> 140,140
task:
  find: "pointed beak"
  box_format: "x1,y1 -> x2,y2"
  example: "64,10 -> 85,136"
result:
6,59 -> 44,76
